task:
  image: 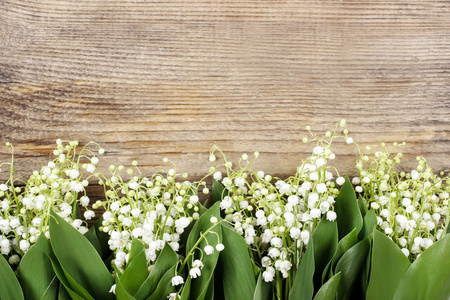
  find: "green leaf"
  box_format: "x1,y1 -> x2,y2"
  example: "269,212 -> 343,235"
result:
219,225 -> 256,300
58,283 -> 75,300
178,202 -> 207,254
313,272 -> 341,300
289,239 -> 315,300
211,179 -> 228,205
180,276 -> 191,300
332,228 -> 358,271
357,195 -> 368,218
17,234 -> 57,300
366,230 -> 410,300
115,275 -> 136,300
0,254 -> 24,300
84,225 -> 103,258
358,209 -> 377,241
334,175 -> 363,240
355,242 -> 372,299
146,265 -> 177,300
49,210 -> 114,300
186,202 -> 222,300
40,276 -> 60,300
120,239 -> 149,296
135,243 -> 179,299
61,266 -> 95,300
322,228 -> 358,284
73,201 -> 82,220
393,233 -> 450,300
211,179 -> 228,219
312,217 -> 338,291
253,272 -> 272,300
128,238 -> 145,263
204,274 -> 215,300
335,236 -> 371,300
33,233 -> 82,299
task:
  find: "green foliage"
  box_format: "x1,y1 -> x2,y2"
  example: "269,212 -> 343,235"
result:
116,239 -> 148,297
358,210 -> 377,241
134,243 -> 178,299
334,175 -> 363,240
253,272 -> 273,300
0,254 -> 24,300
17,234 -> 57,300
49,210 -> 114,300
366,230 -> 411,300
289,239 -> 315,300
335,236 -> 371,300
146,265 -> 177,300
218,225 -> 256,300
393,233 -> 450,300
186,202 -> 222,300
311,217 -> 338,289
313,273 -> 341,300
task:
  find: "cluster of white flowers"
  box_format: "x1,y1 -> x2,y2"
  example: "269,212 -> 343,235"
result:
354,143 -> 450,260
94,159 -> 217,275
0,140 -> 103,265
209,123 -> 346,282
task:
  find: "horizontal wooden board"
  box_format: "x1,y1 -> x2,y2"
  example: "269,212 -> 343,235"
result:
1,0 -> 449,187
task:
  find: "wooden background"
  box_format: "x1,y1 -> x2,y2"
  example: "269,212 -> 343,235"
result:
1,0 -> 449,187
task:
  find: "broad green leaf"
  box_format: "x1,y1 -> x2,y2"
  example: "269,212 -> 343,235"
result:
312,217 -> 338,291
219,224 -> 256,300
211,179 -> 228,205
18,234 -> 56,300
41,276 -> 59,300
355,243 -> 372,299
113,260 -> 123,278
357,195 -> 368,218
289,239 -> 315,300
358,210 -> 377,241
322,228 -> 358,284
313,272 -> 341,300
146,265 -> 177,300
134,243 -> 178,299
58,283 -> 75,300
84,225 -> 103,258
0,254 -> 24,300
115,275 -> 136,300
73,201 -> 82,220
180,276 -> 191,300
335,236 -> 371,300
61,266 -> 95,300
366,230 -> 410,300
252,260 -> 261,278
204,274 -> 215,300
331,228 -> 358,272
178,201 -> 207,253
33,233 -> 82,299
393,233 -> 450,300
253,272 -> 272,300
120,240 -> 149,296
334,175 -> 363,240
128,238 -> 145,264
49,210 -> 114,300
186,202 -> 222,300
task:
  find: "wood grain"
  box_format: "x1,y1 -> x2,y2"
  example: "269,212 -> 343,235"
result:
1,0 -> 449,187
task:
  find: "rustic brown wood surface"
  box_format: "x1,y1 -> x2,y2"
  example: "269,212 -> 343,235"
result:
1,0 -> 449,189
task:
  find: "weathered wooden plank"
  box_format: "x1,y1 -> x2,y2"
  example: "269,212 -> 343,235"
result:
0,0 -> 449,183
